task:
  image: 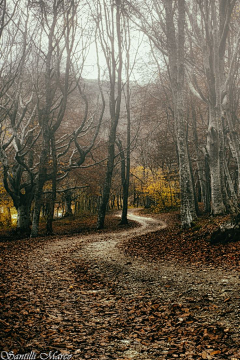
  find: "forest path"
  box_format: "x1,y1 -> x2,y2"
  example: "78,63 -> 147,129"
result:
1,210 -> 240,359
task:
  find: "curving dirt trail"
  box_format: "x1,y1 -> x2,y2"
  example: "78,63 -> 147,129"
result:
1,210 -> 240,359
77,210 -> 167,263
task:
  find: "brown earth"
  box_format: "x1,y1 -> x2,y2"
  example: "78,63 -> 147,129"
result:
0,210 -> 240,359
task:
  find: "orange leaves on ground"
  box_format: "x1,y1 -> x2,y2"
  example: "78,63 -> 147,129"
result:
120,212 -> 240,271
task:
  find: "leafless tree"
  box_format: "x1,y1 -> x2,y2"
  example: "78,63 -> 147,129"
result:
0,0 -> 105,235
30,0 -> 105,236
87,0 -> 124,229
0,0 -> 18,39
186,0 -> 239,214
125,0 -> 197,227
0,1 -> 36,233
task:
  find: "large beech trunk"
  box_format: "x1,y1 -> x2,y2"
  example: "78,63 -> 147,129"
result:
202,1 -> 238,215
206,123 -> 226,215
97,137 -> 116,229
64,190 -> 73,217
176,108 -> 197,227
164,0 -> 196,227
191,104 -> 211,212
31,134 -> 49,237
16,201 -> 32,234
226,108 -> 240,198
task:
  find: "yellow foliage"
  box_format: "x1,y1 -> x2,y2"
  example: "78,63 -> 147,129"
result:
0,208 -> 11,227
132,166 -> 180,212
0,178 -> 15,226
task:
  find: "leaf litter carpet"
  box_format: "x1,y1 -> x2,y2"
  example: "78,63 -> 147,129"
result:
1,210 -> 240,359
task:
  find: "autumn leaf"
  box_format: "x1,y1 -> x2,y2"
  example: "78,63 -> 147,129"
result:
210,350 -> 221,355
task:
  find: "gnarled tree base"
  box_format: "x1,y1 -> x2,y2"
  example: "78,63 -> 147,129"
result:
210,213 -> 240,244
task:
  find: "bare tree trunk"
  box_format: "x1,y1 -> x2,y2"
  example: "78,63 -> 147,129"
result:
191,103 -> 210,212
206,3 -> 226,214
190,0 -> 238,215
31,1 -> 75,236
46,136 -> 57,234
120,20 -> 131,225
97,133 -> 117,228
206,117 -> 226,215
164,0 -> 196,227
121,140 -> 130,225
31,134 -> 49,237
97,0 -> 123,229
2,161 -> 34,234
64,190 -> 73,217
116,138 -> 130,224
225,107 -> 240,198
16,201 -> 32,235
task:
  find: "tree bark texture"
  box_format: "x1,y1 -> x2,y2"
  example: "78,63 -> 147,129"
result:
196,0 -> 238,214
97,1 -> 123,229
31,135 -> 49,237
164,0 -> 196,227
16,199 -> 32,234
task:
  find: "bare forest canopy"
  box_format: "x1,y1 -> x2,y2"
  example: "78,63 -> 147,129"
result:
1,0 -> 240,236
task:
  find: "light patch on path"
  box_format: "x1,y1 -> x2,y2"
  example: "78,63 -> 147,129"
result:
80,209 -> 167,263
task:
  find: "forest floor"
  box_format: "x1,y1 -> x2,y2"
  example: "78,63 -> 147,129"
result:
1,209 -> 240,359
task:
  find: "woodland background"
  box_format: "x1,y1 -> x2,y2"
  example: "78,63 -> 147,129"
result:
1,2 -> 240,358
